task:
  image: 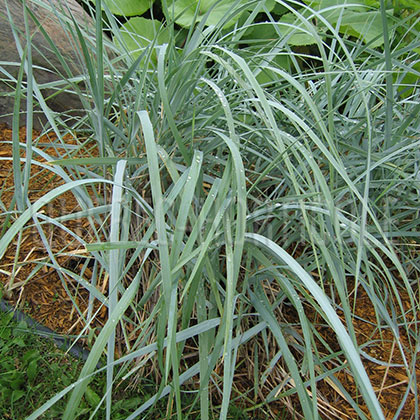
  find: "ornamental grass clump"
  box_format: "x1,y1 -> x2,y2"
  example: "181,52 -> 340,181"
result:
0,0 -> 419,419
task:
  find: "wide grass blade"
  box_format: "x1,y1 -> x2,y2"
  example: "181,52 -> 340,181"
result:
245,233 -> 385,420
62,273 -> 139,420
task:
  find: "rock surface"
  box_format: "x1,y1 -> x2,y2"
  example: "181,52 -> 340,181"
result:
0,0 -> 96,129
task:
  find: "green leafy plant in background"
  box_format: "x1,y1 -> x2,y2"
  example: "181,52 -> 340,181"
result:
164,0 -> 274,28
118,17 -> 170,61
0,305 -> 89,419
0,314 -> 32,408
89,0 -> 419,92
304,0 -> 394,47
0,303 -> 184,419
92,0 -> 416,51
95,0 -> 153,16
95,0 -> 418,87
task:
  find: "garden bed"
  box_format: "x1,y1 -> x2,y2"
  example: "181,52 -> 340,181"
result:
0,124 -> 106,338
1,125 -> 418,419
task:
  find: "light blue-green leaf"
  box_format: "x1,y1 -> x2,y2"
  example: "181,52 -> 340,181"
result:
63,274 -> 140,420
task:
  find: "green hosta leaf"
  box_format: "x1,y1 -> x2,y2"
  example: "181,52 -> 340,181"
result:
309,0 -> 393,47
250,0 -> 275,11
340,10 -> 393,47
243,24 -> 293,81
169,0 -> 271,28
311,0 -> 366,24
169,0 -> 238,27
119,17 -> 170,59
93,0 -> 152,16
395,60 -> 420,98
271,2 -> 291,15
309,0 -> 366,8
256,55 -> 292,84
278,12 -> 317,45
246,22 -> 278,40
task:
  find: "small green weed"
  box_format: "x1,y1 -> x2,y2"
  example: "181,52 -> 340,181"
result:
0,308 -> 156,419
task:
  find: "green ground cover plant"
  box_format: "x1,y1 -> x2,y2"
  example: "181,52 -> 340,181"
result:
0,292 -> 196,419
0,295 -> 147,420
0,0 -> 419,418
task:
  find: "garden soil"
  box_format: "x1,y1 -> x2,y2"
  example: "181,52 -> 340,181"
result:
0,125 -> 418,419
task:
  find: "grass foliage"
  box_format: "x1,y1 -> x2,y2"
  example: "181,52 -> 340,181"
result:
0,0 -> 419,418
0,300 -> 173,419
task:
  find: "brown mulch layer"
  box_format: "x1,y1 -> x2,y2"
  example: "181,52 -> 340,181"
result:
310,284 -> 418,420
0,124 -> 107,337
0,125 -> 419,419
232,276 -> 419,420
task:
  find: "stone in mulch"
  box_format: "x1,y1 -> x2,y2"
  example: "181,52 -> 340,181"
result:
0,0 -> 96,129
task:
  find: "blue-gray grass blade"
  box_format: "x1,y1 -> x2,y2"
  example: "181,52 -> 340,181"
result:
62,272 -> 140,420
106,159 -> 127,419
245,233 -> 385,420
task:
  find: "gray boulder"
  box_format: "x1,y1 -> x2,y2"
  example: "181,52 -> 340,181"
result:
0,0 -> 99,129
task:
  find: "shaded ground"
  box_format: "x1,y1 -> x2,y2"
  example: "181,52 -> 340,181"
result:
0,125 -> 418,419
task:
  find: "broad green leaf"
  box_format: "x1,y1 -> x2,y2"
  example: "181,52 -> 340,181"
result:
85,387 -> 101,407
23,350 -> 40,363
119,17 -> 169,59
256,54 -> 292,84
169,0 -> 246,28
340,10 -> 392,47
278,12 -> 317,45
309,0 -> 393,47
248,0 -> 275,11
11,390 -> 25,403
271,2 -> 290,15
309,0 -> 366,24
309,0 -> 366,9
94,0 -> 152,16
26,359 -> 38,383
394,60 -> 420,98
246,22 -> 278,40
243,23 -> 293,82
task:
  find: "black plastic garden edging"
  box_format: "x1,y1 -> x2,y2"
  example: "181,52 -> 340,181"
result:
0,298 -> 97,365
